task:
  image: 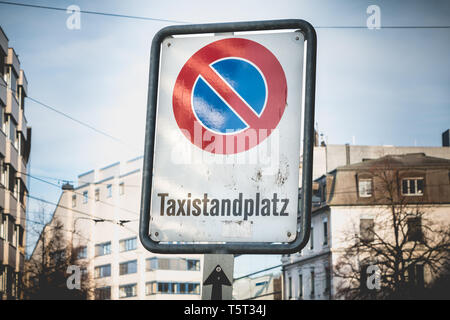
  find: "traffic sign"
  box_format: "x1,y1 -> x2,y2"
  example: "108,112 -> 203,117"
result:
201,254 -> 234,300
172,38 -> 287,154
140,20 -> 317,254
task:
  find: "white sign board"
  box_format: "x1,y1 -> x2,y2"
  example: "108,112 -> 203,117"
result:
148,31 -> 304,243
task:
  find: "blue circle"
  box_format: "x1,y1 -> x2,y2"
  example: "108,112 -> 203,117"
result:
192,58 -> 266,134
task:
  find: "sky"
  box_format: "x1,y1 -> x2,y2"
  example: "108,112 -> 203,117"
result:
0,0 -> 449,278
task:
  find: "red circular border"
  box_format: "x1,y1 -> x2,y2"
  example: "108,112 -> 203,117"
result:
172,38 -> 287,154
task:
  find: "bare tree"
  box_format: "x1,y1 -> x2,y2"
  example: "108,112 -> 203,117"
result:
23,208 -> 94,300
334,161 -> 450,299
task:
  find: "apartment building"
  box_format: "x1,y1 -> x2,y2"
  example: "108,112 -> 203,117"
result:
283,150 -> 450,300
233,273 -> 282,300
30,156 -> 203,300
0,26 -> 32,300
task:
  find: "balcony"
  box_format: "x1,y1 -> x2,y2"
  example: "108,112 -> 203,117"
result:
18,70 -> 28,97
0,76 -> 6,106
16,202 -> 26,226
6,48 -> 20,76
6,88 -> 20,124
18,108 -> 28,139
0,182 -> 5,206
9,243 -> 16,268
0,26 -> 8,55
6,140 -> 19,172
5,190 -> 18,220
0,128 -> 6,158
0,238 -> 4,264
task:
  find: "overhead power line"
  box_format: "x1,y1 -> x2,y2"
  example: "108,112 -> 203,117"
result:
1,1 -> 449,29
22,170 -> 140,216
0,82 -> 141,152
315,25 -> 450,29
0,0 -> 188,24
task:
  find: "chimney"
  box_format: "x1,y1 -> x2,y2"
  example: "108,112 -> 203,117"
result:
62,182 -> 74,191
443,129 -> 449,147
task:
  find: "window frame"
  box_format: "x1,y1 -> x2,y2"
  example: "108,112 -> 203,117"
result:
360,218 -> 375,243
407,217 -> 424,242
119,283 -> 137,298
94,264 -> 111,279
106,184 -> 112,198
82,191 -> 88,204
358,178 -> 373,198
95,241 -> 111,257
119,237 -> 137,252
401,177 -> 425,196
95,286 -> 111,300
119,259 -> 138,276
323,220 -> 328,246
298,273 -> 303,299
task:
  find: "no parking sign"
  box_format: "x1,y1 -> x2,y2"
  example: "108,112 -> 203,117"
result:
140,20 -> 317,254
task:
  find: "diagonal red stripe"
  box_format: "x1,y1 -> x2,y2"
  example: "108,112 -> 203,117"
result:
198,65 -> 261,128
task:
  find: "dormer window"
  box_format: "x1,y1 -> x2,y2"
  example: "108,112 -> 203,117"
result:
358,179 -> 373,197
402,178 -> 424,196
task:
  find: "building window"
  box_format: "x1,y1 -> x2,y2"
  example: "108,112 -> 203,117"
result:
95,287 -> 111,300
0,158 -> 5,186
94,264 -> 111,278
119,283 -> 137,298
72,195 -> 76,207
323,220 -> 328,246
146,282 -> 200,295
146,257 -> 201,272
7,216 -> 15,243
7,115 -> 17,147
407,217 -> 423,242
310,227 -> 314,250
95,188 -> 100,201
358,179 -> 373,197
360,264 -> 369,293
107,184 -> 112,198
360,219 -> 375,242
77,246 -> 87,259
119,182 -> 125,195
1,105 -> 6,133
119,260 -> 138,275
181,283 -> 200,294
95,241 -> 111,256
119,237 -> 137,252
187,259 -> 200,271
408,263 -> 425,288
82,191 -> 88,204
402,178 -> 424,196
288,276 -> 292,299
298,274 -> 303,299
324,267 -> 331,294
310,269 -> 315,297
9,69 -> 18,93
0,213 -> 6,239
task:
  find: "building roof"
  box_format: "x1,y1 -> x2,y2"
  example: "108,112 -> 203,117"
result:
335,153 -> 450,171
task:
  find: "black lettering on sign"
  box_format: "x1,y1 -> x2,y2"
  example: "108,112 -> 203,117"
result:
156,193 -> 291,219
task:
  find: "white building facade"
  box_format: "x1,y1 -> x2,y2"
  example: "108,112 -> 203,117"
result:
35,156 -> 203,300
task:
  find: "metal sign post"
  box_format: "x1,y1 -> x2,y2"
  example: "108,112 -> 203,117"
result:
201,254 -> 234,300
140,19 -> 316,254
